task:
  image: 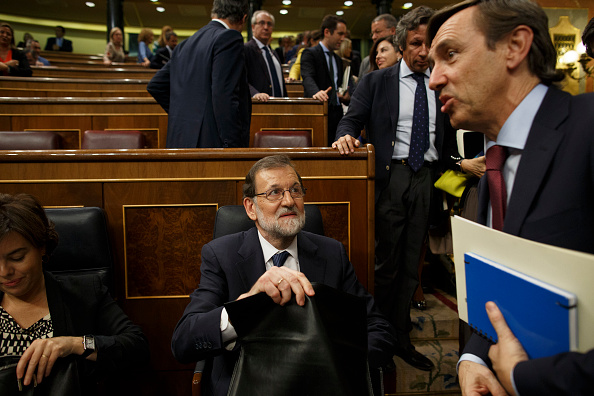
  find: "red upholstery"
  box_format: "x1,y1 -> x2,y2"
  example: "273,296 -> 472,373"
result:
82,130 -> 146,149
0,131 -> 61,150
253,130 -> 312,148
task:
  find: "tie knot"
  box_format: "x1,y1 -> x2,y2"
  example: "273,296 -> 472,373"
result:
486,145 -> 507,171
411,72 -> 426,85
272,251 -> 290,267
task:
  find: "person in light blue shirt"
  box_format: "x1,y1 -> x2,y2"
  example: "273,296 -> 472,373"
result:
137,28 -> 154,67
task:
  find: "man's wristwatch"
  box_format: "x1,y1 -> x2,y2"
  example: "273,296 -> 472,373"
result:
81,335 -> 96,358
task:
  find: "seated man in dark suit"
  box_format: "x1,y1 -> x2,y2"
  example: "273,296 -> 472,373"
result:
45,25 -> 73,52
150,31 -> 178,69
171,154 -> 397,396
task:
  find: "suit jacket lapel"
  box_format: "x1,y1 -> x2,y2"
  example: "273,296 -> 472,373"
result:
504,87 -> 569,235
296,232 -> 327,283
236,228 -> 268,291
385,63 -> 400,140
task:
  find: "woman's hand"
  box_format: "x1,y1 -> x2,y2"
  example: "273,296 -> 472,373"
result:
16,336 -> 93,386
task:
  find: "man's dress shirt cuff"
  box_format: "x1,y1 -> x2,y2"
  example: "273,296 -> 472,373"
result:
458,353 -> 521,396
457,353 -> 488,373
220,307 -> 237,350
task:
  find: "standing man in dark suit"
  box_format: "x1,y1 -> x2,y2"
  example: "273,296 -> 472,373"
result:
333,6 -> 469,372
301,15 -> 349,146
171,155 -> 396,396
44,26 -> 72,52
149,31 -> 177,69
147,0 -> 251,148
244,10 -> 286,102
427,0 -> 594,395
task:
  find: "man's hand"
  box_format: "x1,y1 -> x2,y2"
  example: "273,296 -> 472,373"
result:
332,134 -> 360,155
487,301 -> 528,396
313,86 -> 332,102
16,336 -> 92,386
461,156 -> 486,178
253,93 -> 270,102
458,360 -> 508,396
237,266 -> 315,306
338,90 -> 350,104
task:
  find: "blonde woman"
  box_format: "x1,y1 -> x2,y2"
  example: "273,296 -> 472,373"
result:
137,28 -> 154,67
103,27 -> 125,65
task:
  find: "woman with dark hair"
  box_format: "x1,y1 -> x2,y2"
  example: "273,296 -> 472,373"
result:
0,193 -> 149,394
137,28 -> 154,67
0,22 -> 32,77
369,35 -> 401,72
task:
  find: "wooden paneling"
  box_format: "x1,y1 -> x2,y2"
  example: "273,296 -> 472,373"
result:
0,97 -> 163,114
31,65 -> 157,79
286,81 -> 305,98
0,148 -> 375,396
250,98 -> 327,147
0,76 -> 150,90
0,88 -> 151,97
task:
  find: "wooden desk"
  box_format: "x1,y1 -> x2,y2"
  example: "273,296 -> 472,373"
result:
31,66 -> 157,79
0,87 -> 151,98
0,97 -> 166,148
0,76 -> 150,91
0,147 -> 376,396
286,81 -> 305,98
250,98 -> 327,147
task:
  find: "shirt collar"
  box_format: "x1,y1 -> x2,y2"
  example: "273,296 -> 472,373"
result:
253,37 -> 267,49
400,60 -> 430,79
319,42 -> 331,54
257,229 -> 298,264
212,19 -> 230,29
486,83 -> 548,151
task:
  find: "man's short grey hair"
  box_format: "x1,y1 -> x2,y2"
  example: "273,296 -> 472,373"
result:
251,10 -> 275,26
243,155 -> 304,199
165,31 -> 177,41
211,0 -> 249,25
395,6 -> 434,50
372,13 -> 398,29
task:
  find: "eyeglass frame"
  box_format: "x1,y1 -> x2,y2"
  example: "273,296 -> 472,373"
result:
255,20 -> 274,27
252,183 -> 307,202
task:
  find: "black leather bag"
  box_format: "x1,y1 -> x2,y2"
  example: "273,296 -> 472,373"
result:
225,283 -> 373,396
0,355 -> 81,396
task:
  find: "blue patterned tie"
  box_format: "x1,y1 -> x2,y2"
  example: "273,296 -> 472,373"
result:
272,251 -> 290,267
408,72 -> 430,172
264,46 -> 282,97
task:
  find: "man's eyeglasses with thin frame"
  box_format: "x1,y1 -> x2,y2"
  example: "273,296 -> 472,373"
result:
253,184 -> 307,201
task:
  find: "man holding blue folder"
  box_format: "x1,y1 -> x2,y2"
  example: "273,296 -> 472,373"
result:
427,0 -> 594,394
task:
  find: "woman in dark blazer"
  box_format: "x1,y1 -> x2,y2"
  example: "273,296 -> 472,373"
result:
0,193 -> 149,395
0,22 -> 32,77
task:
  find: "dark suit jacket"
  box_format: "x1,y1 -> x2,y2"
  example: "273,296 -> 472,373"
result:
45,37 -> 73,52
147,21 -> 251,148
335,61 -> 458,203
149,46 -> 172,69
300,43 -> 344,99
244,38 -> 287,97
4,272 -> 150,395
4,48 -> 32,77
171,228 -> 396,396
465,86 -> 594,395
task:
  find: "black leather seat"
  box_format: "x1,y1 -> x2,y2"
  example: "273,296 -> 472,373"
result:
44,207 -> 114,293
213,204 -> 324,239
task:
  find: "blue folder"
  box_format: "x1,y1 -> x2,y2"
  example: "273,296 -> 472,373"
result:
464,252 -> 577,359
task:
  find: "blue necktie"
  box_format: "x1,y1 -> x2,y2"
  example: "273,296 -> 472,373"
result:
264,46 -> 282,97
272,251 -> 290,267
409,72 -> 430,172
326,52 -> 338,105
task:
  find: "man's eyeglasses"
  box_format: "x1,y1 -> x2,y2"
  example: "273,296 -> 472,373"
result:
256,21 -> 274,27
253,185 -> 306,201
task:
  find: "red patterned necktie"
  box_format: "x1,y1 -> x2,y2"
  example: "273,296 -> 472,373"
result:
486,145 -> 508,231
